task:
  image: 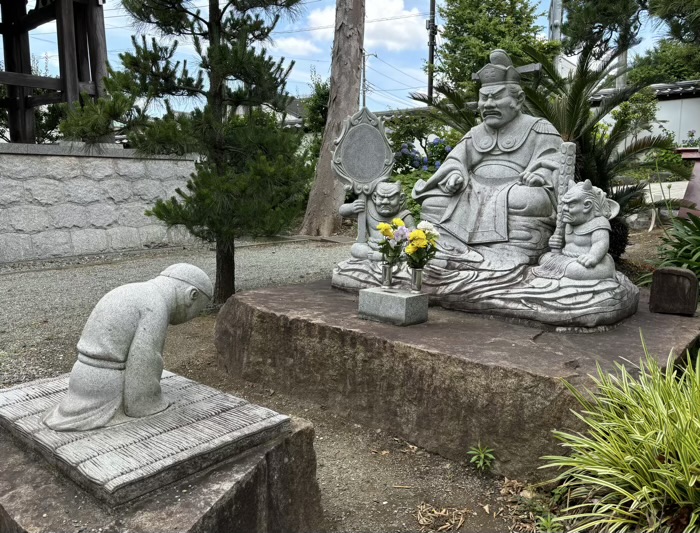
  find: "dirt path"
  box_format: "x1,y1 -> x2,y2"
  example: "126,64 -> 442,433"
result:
166,316 -> 514,533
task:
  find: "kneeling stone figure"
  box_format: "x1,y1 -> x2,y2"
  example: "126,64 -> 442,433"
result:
43,263 -> 213,431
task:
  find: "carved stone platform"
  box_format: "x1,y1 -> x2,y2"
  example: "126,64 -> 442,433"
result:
0,371 -> 291,506
215,280 -> 700,480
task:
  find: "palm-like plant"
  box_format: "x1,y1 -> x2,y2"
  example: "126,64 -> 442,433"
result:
520,44 -> 687,189
410,81 -> 478,135
520,44 -> 690,257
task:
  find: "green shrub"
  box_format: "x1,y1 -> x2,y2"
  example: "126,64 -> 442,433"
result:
542,349 -> 700,532
655,213 -> 700,285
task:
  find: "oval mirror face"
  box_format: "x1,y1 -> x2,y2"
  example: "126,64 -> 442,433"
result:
339,123 -> 391,183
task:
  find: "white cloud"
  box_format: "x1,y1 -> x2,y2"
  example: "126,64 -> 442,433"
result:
306,0 -> 426,52
270,37 -> 322,57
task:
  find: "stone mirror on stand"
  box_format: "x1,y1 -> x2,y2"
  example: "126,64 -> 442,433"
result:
332,107 -> 410,259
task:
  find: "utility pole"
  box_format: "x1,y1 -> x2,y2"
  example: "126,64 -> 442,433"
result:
361,49 -> 376,108
426,0 -> 437,104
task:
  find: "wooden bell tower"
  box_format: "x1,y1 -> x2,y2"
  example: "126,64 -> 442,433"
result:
0,0 -> 108,143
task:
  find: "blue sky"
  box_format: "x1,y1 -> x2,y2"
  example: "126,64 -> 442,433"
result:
8,0 -> 663,113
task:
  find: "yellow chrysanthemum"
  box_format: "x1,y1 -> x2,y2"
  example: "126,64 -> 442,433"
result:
377,222 -> 394,238
405,243 -> 418,255
392,218 -> 405,227
413,238 -> 428,248
409,229 -> 427,241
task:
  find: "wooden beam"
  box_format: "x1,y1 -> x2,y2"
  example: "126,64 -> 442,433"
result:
74,3 -> 91,83
26,93 -> 64,107
19,4 -> 56,33
56,0 -> 80,105
86,0 -> 108,98
0,71 -> 62,90
1,1 -> 36,143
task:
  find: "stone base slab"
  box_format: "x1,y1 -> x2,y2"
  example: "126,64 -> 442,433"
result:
0,417 -> 323,533
0,372 -> 291,506
214,281 -> 700,480
358,287 -> 428,325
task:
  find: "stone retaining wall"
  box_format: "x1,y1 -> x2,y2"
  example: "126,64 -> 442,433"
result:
0,143 -> 197,263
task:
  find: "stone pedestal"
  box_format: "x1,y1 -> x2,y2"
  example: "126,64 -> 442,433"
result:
0,373 -> 323,533
650,267 -> 698,316
358,287 -> 428,326
214,281 -> 700,480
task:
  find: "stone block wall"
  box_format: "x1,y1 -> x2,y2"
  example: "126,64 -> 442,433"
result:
0,144 -> 197,263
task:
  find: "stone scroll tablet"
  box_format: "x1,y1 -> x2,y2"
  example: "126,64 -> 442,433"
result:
0,372 -> 291,506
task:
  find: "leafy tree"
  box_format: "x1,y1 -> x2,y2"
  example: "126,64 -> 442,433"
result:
561,0 -> 644,57
303,67 -> 330,161
629,39 -> 700,85
384,111 -> 445,153
60,0 -> 308,304
436,0 -> 559,86
410,82 -> 479,135
0,55 -> 66,143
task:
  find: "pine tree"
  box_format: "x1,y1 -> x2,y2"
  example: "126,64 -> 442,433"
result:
60,0 -> 310,304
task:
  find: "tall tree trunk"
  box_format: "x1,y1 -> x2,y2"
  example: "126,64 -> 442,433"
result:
209,0 -> 237,302
300,0 -> 365,237
214,240 -> 236,305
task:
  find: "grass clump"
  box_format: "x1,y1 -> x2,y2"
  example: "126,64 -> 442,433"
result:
542,347 -> 700,532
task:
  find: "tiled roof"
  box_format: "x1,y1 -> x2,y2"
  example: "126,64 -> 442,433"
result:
591,80 -> 700,103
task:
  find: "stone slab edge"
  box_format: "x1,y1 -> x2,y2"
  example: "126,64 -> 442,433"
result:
0,418 -> 323,533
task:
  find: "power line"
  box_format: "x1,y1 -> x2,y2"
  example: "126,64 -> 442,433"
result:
273,12 -> 428,34
374,55 -> 426,85
366,65 -> 420,90
366,82 -> 416,108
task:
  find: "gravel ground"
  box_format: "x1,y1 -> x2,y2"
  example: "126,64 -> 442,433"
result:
0,239 -> 352,386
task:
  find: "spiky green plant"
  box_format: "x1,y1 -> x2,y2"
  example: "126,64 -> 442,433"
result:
542,348 -> 700,532
655,213 -> 700,282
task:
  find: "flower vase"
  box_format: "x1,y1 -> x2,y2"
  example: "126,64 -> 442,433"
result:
410,268 -> 423,293
381,263 -> 394,290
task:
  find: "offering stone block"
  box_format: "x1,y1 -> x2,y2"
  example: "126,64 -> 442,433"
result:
358,287 -> 428,326
649,267 -> 699,316
0,371 -> 291,506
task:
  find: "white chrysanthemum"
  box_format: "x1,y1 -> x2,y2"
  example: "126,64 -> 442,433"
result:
418,220 -> 439,240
